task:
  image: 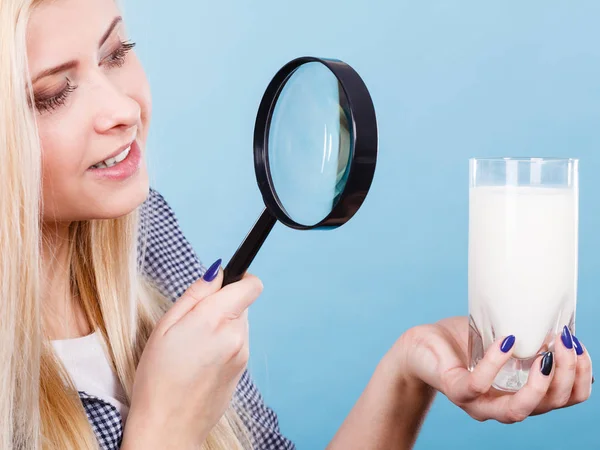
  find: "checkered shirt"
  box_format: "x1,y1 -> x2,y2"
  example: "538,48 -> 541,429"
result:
78,187 -> 295,449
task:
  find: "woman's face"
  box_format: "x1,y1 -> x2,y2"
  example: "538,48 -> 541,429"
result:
28,0 -> 151,223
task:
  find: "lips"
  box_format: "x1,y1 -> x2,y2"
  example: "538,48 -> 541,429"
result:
86,139 -> 142,181
89,139 -> 136,169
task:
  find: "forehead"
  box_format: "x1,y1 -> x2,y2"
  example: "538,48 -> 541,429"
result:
27,0 -> 121,72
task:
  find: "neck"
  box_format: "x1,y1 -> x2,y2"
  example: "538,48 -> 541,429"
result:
41,221 -> 92,340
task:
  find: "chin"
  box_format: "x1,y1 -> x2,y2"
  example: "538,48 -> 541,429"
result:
85,168 -> 151,220
42,163 -> 152,223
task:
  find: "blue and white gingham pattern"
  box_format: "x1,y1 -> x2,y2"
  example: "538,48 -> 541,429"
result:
79,188 -> 295,449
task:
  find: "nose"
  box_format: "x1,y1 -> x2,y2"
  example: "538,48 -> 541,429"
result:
93,76 -> 140,135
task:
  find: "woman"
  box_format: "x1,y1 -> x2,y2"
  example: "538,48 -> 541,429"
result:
0,0 -> 592,448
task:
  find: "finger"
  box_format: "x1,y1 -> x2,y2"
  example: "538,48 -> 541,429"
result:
240,307 -> 249,324
222,308 -> 251,370
545,326 -> 577,408
234,311 -> 251,365
567,336 -> 593,406
158,259 -> 223,333
445,335 -> 515,403
197,273 -> 263,321
502,352 -> 554,423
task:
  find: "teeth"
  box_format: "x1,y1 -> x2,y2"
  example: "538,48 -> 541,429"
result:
91,145 -> 131,169
114,145 -> 130,163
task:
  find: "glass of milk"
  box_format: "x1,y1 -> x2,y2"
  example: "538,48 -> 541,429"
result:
468,157 -> 578,392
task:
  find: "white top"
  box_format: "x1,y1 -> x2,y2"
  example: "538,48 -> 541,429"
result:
51,331 -> 130,424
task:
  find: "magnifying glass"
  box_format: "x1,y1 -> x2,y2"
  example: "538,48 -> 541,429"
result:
223,56 -> 378,286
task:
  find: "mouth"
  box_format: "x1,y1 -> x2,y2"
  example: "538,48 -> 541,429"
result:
87,140 -> 142,181
89,140 -> 135,170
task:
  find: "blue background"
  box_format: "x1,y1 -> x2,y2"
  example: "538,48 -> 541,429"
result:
123,1 -> 600,448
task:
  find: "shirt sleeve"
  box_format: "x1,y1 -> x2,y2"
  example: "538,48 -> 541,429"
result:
138,187 -> 295,449
138,187 -> 206,301
234,370 -> 295,449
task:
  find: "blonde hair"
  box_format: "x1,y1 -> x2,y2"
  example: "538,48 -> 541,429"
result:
0,0 -> 250,448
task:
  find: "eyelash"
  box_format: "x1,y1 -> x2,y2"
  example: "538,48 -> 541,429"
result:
34,40 -> 136,114
103,40 -> 136,69
34,80 -> 77,114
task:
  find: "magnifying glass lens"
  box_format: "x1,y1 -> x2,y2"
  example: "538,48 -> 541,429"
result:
267,62 -> 354,227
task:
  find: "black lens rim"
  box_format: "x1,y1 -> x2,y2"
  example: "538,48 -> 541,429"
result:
254,56 -> 378,230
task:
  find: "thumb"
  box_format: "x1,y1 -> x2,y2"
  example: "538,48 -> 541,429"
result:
157,259 -> 224,334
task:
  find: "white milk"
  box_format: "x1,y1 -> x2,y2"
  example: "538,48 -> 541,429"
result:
469,186 -> 577,360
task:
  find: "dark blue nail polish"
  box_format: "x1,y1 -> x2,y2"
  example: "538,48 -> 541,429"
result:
561,326 -> 574,350
541,352 -> 554,376
572,335 -> 584,356
500,335 -> 516,353
202,259 -> 222,282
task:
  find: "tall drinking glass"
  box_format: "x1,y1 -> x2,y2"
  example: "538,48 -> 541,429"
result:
468,157 -> 579,392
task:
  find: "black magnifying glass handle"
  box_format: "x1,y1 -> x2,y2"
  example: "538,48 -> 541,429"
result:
222,207 -> 277,286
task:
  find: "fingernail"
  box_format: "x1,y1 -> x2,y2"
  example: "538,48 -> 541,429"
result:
561,326 -> 574,350
500,335 -> 516,353
202,259 -> 222,282
541,351 -> 554,376
572,335 -> 584,356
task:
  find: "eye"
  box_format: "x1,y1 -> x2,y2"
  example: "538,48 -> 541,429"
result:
34,78 -> 78,114
102,40 -> 136,69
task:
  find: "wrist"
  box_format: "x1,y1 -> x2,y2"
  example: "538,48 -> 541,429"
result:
122,401 -> 207,450
382,326 -> 437,397
355,329 -> 436,446
120,409 -> 167,450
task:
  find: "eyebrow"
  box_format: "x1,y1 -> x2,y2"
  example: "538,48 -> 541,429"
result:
99,16 -> 122,48
31,16 -> 123,84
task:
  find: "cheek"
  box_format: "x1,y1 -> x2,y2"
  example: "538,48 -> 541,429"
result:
39,123 -> 85,191
38,119 -> 87,219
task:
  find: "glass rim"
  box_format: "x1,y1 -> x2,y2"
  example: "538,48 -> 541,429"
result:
470,157 -> 578,163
